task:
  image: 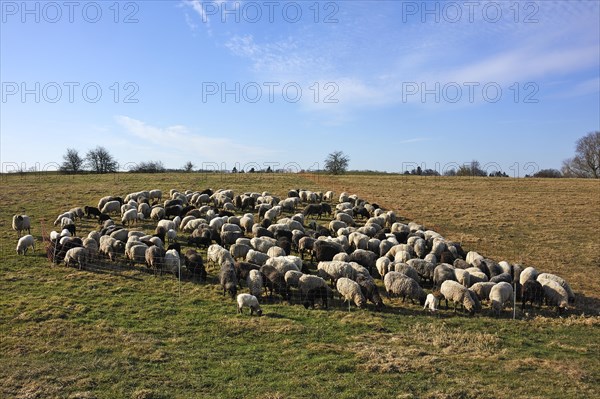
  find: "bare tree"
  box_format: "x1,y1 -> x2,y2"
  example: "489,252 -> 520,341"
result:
85,146 -> 118,174
324,151 -> 350,175
562,131 -> 600,178
183,161 -> 194,172
60,148 -> 83,174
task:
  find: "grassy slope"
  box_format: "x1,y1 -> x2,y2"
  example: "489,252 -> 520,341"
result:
0,173 -> 598,399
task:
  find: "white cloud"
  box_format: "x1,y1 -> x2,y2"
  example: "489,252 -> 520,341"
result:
115,116 -> 277,166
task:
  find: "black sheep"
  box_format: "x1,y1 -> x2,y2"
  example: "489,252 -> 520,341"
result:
521,280 -> 544,309
356,274 -> 384,310
84,206 -> 102,219
184,249 -> 206,281
303,204 -> 322,219
313,240 -> 343,262
234,261 -> 261,288
260,265 -> 290,301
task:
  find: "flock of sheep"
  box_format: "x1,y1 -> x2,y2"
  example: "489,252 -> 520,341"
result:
12,187 -> 575,317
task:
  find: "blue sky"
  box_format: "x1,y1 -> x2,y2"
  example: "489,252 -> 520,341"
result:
1,0 -> 598,175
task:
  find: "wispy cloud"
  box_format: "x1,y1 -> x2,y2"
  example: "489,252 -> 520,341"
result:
115,116 -> 277,166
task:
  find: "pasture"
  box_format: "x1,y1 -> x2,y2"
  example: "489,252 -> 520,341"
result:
1,172 -> 599,399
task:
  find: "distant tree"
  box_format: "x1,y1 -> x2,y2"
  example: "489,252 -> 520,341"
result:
457,160 -> 487,177
324,151 -> 350,175
232,166 -> 238,173
533,169 -> 562,178
266,166 -> 273,173
248,167 -> 256,173
130,161 -> 165,173
183,161 -> 194,172
60,148 -> 83,174
562,131 -> 600,178
489,171 -> 509,177
85,146 -> 118,174
443,168 -> 457,176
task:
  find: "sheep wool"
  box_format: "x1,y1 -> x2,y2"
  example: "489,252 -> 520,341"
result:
336,277 -> 366,309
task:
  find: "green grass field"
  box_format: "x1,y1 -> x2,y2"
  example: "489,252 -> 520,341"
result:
1,173 -> 599,399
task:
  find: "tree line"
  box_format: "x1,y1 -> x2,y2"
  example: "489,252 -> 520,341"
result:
57,131 -> 598,178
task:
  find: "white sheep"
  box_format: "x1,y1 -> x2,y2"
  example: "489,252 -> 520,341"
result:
267,246 -> 286,258
470,282 -> 497,301
101,200 -> 121,215
539,279 -> 569,313
284,270 -> 304,289
64,247 -> 89,269
336,277 -> 366,310
266,256 -> 300,275
466,251 -> 484,267
121,208 -> 138,226
246,249 -> 270,266
537,273 -> 575,304
16,234 -> 35,255
237,293 -> 263,316
207,244 -> 234,267
489,282 -> 513,316
376,257 -> 391,280
151,207 -> 165,221
157,219 -> 176,233
246,269 -> 264,298
440,280 -> 476,315
230,243 -> 251,260
12,214 -> 31,237
317,261 -> 355,284
163,249 -> 182,276
423,293 -> 440,313
519,266 -> 538,285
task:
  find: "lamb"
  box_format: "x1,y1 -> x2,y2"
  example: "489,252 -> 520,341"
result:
537,273 -> 575,304
423,293 -> 440,313
236,294 -> 263,316
470,282 -> 497,301
521,279 -> 544,309
12,215 -> 31,237
440,280 -> 476,315
336,277 -> 366,310
64,247 -> 89,269
539,279 -> 569,313
489,282 -> 513,316
220,261 -> 238,298
16,234 -> 35,255
246,269 -> 264,298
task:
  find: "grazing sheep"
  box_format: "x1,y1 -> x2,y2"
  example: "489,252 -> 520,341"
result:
12,215 -> 31,237
393,262 -> 420,283
519,266 -> 539,285
537,273 -> 575,304
406,259 -> 435,283
236,294 -> 262,316
356,274 -> 384,309
489,282 -> 514,316
245,249 -> 270,266
521,280 -> 544,310
539,280 -> 569,313
101,200 -> 121,215
490,272 -> 512,284
348,249 -> 377,273
207,244 -> 234,267
470,282 -> 497,301
284,270 -> 304,289
376,257 -> 391,280
466,267 -> 489,285
260,265 -> 290,301
184,249 -> 206,281
385,273 -> 426,305
266,256 -> 300,275
247,269 -> 264,298
440,280 -> 476,315
433,264 -> 456,289
454,268 -> 471,287
126,244 -> 149,267
298,275 -> 331,309
99,236 -> 125,261
163,249 -> 182,276
251,236 -> 277,253
230,243 -> 251,260
220,261 -> 238,298
121,208 -> 138,226
317,261 -> 355,285
336,277 -> 366,310
151,207 -> 166,221
64,247 -> 89,269
267,246 -> 286,258
466,251 -> 484,267
313,240 -> 343,262
423,293 -> 440,313
16,234 -> 35,255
